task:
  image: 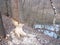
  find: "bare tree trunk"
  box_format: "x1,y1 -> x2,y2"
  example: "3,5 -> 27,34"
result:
0,12 -> 6,39
10,0 -> 19,22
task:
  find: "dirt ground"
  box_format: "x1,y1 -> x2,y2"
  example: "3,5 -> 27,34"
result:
0,15 -> 60,45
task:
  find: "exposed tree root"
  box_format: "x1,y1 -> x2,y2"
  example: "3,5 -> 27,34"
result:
11,19 -> 27,38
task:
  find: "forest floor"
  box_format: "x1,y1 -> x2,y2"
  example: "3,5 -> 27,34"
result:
1,15 -> 60,45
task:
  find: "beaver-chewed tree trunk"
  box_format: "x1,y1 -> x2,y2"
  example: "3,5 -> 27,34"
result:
0,12 -> 6,40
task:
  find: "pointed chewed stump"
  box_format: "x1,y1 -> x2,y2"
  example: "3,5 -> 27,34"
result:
0,12 -> 6,42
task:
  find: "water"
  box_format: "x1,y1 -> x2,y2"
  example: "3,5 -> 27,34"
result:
34,24 -> 60,39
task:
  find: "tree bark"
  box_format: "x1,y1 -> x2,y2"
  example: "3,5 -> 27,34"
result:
0,12 -> 6,39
